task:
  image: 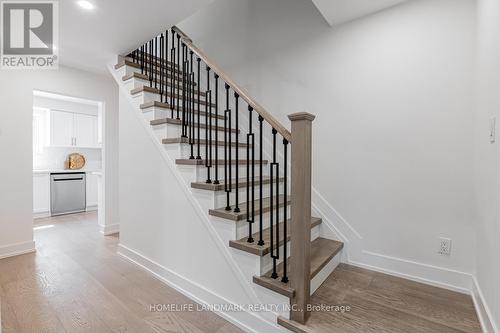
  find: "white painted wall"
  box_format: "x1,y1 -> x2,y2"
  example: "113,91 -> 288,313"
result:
0,66 -> 119,256
474,0 -> 500,331
116,88 -> 284,333
179,0 -> 477,291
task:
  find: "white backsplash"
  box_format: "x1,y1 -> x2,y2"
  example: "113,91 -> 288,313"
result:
34,147 -> 102,171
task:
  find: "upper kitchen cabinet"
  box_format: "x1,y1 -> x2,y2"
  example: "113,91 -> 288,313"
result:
50,110 -> 74,146
49,110 -> 100,148
74,113 -> 98,148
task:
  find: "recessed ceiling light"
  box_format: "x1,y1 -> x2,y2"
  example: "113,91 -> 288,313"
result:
77,0 -> 95,10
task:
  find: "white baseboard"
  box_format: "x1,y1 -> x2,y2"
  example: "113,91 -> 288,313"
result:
117,244 -> 284,333
86,205 -> 98,212
472,276 -> 498,333
33,211 -> 50,219
0,241 -> 36,260
99,223 -> 120,236
352,250 -> 473,294
313,188 -> 474,294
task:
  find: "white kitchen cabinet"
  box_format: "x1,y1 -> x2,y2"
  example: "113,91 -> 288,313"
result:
50,110 -> 74,147
33,173 -> 50,217
33,171 -> 100,217
49,110 -> 99,148
86,173 -> 98,209
75,113 -> 98,148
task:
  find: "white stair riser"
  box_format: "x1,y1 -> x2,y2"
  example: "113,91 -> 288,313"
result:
311,252 -> 341,295
235,206 -> 290,240
191,182 -> 284,211
192,165 -> 276,183
160,142 -> 265,163
149,120 -> 241,141
135,90 -> 207,107
143,106 -> 227,128
203,205 -> 291,238
126,77 -> 203,96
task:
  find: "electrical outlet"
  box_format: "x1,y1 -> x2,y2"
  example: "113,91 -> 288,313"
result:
438,237 -> 452,255
490,117 -> 496,143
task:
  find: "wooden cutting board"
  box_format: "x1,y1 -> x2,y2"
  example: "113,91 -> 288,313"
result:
65,153 -> 86,170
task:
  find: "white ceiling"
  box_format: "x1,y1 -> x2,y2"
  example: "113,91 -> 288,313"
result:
311,0 -> 409,26
58,0 -> 212,73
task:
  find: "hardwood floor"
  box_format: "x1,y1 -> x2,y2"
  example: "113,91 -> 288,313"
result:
0,212 -> 482,333
281,263 -> 482,333
0,212 -> 243,333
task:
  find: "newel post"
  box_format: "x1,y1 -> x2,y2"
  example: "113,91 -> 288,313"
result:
288,112 -> 315,324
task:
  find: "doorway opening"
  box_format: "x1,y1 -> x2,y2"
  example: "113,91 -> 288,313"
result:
32,90 -> 107,232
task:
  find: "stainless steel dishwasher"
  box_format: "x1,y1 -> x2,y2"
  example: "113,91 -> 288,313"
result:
50,172 -> 86,216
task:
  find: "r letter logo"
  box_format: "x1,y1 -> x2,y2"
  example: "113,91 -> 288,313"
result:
1,1 -> 58,69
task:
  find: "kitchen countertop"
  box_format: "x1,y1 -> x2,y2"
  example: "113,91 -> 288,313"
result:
33,169 -> 102,174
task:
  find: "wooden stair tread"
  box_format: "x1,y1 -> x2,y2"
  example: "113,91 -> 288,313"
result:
209,195 -> 290,222
127,52 -> 179,68
140,101 -> 220,118
123,72 -> 200,90
150,117 -> 239,133
229,217 -> 322,256
252,238 -> 344,298
124,57 -> 181,73
191,176 -> 282,191
131,86 -> 214,107
176,159 -> 268,166
162,137 -> 250,148
116,59 -> 182,76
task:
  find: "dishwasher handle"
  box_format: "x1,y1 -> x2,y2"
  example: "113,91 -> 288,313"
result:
53,177 -> 84,182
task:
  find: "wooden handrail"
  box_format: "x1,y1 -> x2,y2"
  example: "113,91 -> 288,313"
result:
172,26 -> 292,142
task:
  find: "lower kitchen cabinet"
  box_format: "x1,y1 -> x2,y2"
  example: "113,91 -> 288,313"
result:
86,173 -> 99,209
33,172 -> 99,217
33,173 -> 50,217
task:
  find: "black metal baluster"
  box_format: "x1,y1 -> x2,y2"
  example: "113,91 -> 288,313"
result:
149,40 -> 153,86
154,36 -> 158,89
186,47 -> 190,135
213,74 -> 220,184
205,66 -> 212,183
270,128 -> 278,279
167,30 -> 172,103
189,50 -> 194,159
247,106 -> 255,243
181,43 -> 187,137
176,34 -> 181,119
140,45 -> 144,74
159,34 -> 163,102
234,93 -> 240,213
257,116 -> 264,245
206,90 -> 212,183
282,139 -> 289,283
224,84 -> 232,210
170,30 -> 175,118
196,58 -> 201,159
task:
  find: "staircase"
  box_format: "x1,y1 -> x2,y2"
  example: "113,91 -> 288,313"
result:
112,26 -> 344,332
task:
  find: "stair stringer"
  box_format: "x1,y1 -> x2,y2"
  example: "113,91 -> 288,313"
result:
109,63 -> 291,333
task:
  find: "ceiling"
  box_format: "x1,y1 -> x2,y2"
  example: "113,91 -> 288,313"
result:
58,0 -> 212,73
311,0 -> 409,26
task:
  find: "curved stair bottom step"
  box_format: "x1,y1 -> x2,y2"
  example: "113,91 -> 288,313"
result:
253,238 -> 344,299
